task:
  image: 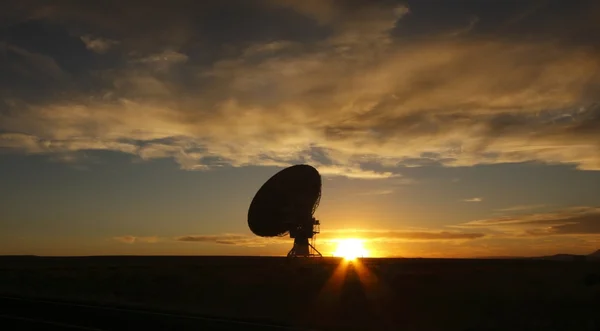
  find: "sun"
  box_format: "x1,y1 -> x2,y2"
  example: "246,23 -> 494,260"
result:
333,238 -> 368,260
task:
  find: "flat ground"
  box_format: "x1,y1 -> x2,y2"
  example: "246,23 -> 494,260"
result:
0,256 -> 599,331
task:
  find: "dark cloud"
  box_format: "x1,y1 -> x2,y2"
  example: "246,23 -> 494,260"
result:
383,231 -> 485,240
176,234 -> 287,247
173,229 -> 485,246
459,207 -> 600,236
0,0 -> 599,177
0,0 -> 331,55
395,0 -> 600,47
540,214 -> 600,235
80,35 -> 118,54
321,229 -> 485,241
0,42 -> 68,93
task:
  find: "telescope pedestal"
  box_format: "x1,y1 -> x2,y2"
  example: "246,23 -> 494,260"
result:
287,237 -> 322,257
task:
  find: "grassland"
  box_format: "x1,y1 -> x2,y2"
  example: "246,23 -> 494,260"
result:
0,256 -> 599,331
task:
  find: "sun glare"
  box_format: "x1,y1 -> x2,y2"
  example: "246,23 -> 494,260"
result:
333,239 -> 368,260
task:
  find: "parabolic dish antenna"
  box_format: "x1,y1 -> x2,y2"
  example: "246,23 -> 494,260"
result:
248,164 -> 323,257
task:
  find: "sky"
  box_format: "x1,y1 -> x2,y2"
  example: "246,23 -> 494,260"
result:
1,0 -> 599,258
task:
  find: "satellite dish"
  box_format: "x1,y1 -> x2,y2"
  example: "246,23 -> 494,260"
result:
248,164 -> 323,257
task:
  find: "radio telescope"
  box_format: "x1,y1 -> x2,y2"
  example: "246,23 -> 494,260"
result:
247,164 -> 323,257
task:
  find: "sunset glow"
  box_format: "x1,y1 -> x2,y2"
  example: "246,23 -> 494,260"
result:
1,1 -> 599,258
333,239 -> 368,260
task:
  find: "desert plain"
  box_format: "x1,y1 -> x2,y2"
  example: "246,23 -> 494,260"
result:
0,256 -> 599,331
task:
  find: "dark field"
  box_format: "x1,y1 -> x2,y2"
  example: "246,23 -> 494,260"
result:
1,256 -> 599,331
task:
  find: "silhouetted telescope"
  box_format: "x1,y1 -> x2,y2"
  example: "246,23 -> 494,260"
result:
247,164 -> 322,257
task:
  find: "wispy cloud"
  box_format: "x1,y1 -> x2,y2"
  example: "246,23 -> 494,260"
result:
1,42 -> 66,80
242,41 -> 299,57
113,235 -> 159,244
131,50 -> 189,72
463,197 -> 483,202
316,165 -> 396,179
357,189 -> 395,196
319,229 -> 485,242
117,228 -> 485,247
176,234 -> 287,247
80,35 -> 119,53
456,206 -> 600,237
447,16 -> 479,37
495,204 -> 547,213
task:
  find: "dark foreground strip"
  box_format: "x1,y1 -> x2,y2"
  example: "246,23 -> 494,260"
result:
0,296 -> 314,331
0,314 -> 105,330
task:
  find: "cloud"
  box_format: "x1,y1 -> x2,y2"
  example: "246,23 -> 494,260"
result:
319,229 -> 485,242
1,42 -> 66,80
446,16 -> 479,37
133,229 -> 486,249
242,41 -> 299,57
457,206 -> 600,236
0,133 -> 45,153
80,35 -> 119,53
1,0 -> 600,178
357,189 -> 395,196
495,204 -> 547,212
176,234 -> 287,247
113,235 -> 158,244
463,197 -> 483,202
316,165 -> 395,179
132,50 -> 189,70
129,227 -> 485,248
273,1 -> 410,47
4,1 -> 210,53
